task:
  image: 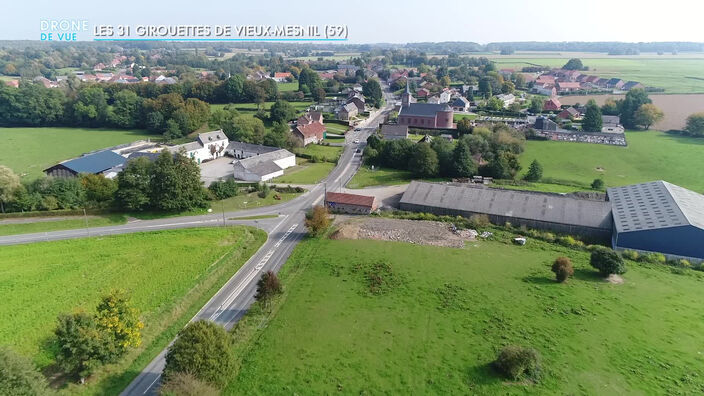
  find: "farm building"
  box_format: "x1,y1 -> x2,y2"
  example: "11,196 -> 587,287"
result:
380,124 -> 409,140
44,150 -> 127,178
399,181 -> 613,239
167,130 -> 229,163
325,192 -> 377,214
231,148 -> 295,182
608,181 -> 704,261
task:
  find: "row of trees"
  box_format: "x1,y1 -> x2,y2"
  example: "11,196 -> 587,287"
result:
364,125 -> 525,180
0,151 -> 207,214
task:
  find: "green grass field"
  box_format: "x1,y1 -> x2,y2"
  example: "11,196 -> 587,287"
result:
277,81 -> 299,92
225,235 -> 704,394
520,131 -> 704,192
272,160 -> 334,184
0,127 -> 155,179
487,55 -> 704,93
293,144 -> 343,162
0,226 -> 265,394
325,123 -> 349,134
0,214 -> 126,236
347,165 -> 444,189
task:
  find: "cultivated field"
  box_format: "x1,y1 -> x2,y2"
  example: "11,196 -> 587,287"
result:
558,93 -> 704,131
0,227 -> 265,394
225,236 -> 704,394
520,131 -> 704,192
487,54 -> 704,94
0,127 -> 155,179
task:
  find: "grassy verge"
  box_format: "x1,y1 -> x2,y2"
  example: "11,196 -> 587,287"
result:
0,214 -> 127,236
223,234 -> 704,394
272,161 -> 334,185
293,144 -> 343,162
347,165 -> 445,189
0,227 -> 266,395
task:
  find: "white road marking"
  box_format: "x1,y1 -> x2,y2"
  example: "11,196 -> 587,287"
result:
144,374 -> 161,394
209,224 -> 298,321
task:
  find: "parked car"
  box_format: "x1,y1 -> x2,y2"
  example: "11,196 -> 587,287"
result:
354,139 -> 360,144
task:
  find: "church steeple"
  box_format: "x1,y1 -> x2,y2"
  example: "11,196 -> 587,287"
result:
401,80 -> 413,107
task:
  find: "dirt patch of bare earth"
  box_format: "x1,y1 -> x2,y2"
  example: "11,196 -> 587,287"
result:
606,274 -> 624,284
330,217 -> 477,248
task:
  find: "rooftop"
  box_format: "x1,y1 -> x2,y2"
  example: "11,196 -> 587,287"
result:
399,103 -> 452,117
400,181 -> 613,230
608,181 -> 704,233
47,150 -> 127,174
326,192 -> 376,208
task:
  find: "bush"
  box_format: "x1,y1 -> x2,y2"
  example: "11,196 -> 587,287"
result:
255,270 -> 282,306
551,257 -> 574,283
621,250 -> 640,261
304,205 -> 332,236
644,252 -> 666,264
208,179 -> 239,200
590,247 -> 627,276
163,321 -> 236,388
257,183 -> 270,198
0,347 -> 50,396
159,372 -> 219,396
591,178 -> 605,190
493,345 -> 541,381
469,214 -> 490,228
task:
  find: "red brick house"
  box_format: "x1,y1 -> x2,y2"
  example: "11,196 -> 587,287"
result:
543,97 -> 562,111
325,192 -> 377,214
556,81 -> 581,93
293,121 -> 326,146
297,111 -> 324,126
416,88 -> 430,98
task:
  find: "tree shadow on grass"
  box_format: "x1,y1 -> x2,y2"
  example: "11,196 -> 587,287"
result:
466,362 -> 504,388
573,268 -> 606,283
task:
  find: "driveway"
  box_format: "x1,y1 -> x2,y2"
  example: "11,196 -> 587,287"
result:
200,156 -> 233,186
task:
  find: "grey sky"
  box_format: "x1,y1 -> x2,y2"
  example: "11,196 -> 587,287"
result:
2,0 -> 703,43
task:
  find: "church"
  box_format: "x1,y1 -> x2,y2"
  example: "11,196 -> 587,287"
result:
397,84 -> 455,129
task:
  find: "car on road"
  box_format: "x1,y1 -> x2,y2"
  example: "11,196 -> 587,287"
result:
355,148 -> 361,153
353,139 -> 360,144
354,128 -> 361,131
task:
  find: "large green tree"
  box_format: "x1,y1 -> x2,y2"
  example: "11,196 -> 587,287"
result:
685,112 -> 704,136
115,157 -> 153,211
619,88 -> 651,129
54,311 -> 114,381
363,79 -> 383,107
582,99 -> 603,132
150,152 -> 206,212
269,100 -> 296,123
524,159 -> 543,182
634,103 -> 664,130
451,140 -> 477,177
108,90 -> 141,128
409,142 -> 439,177
0,165 -> 20,213
95,290 -> 143,357
562,58 -> 584,70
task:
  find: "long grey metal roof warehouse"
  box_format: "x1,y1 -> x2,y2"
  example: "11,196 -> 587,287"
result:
399,181 -> 613,238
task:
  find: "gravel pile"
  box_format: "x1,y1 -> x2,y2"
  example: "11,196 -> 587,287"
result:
332,217 -> 476,248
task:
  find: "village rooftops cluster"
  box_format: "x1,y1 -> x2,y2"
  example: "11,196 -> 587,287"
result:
530,67 -> 646,97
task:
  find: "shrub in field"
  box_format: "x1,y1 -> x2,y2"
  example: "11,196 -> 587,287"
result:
0,347 -> 49,396
621,250 -> 640,261
469,214 -> 490,228
352,260 -> 400,295
590,247 -> 627,276
163,321 -> 236,388
551,257 -> 574,283
305,205 -> 331,236
208,179 -> 239,200
257,183 -> 270,198
645,253 -> 666,264
255,270 -> 282,306
159,372 -> 219,396
493,345 -> 541,381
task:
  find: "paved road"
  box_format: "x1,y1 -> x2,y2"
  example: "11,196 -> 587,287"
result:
119,100 -> 391,395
